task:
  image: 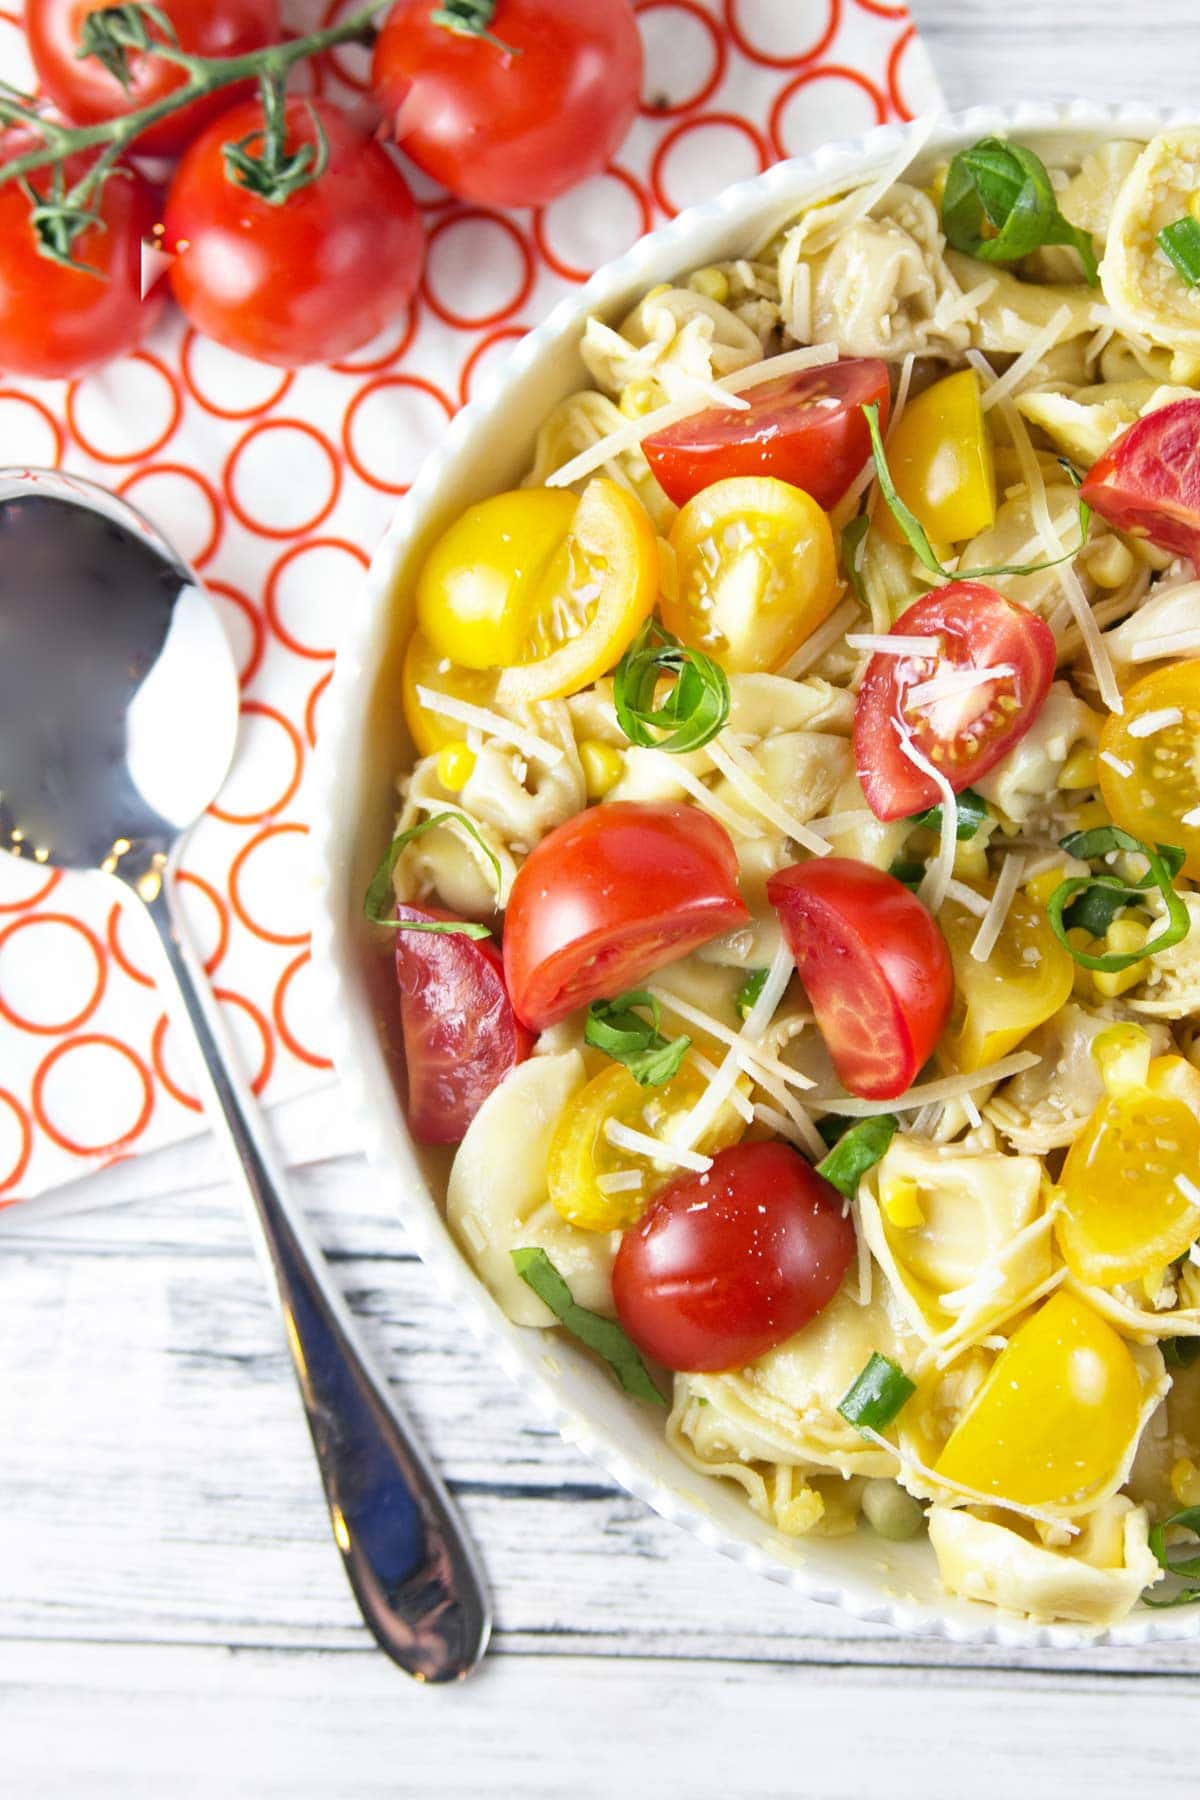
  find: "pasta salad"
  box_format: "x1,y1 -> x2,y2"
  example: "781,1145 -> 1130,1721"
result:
368,125 -> 1200,1627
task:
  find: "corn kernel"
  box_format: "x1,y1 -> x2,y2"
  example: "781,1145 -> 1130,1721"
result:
1057,745 -> 1099,790
1085,536 -> 1135,590
1171,1457 -> 1200,1506
579,738 -> 624,799
1190,192 -> 1200,225
775,1487 -> 825,1536
1025,866 -> 1069,909
688,266 -> 729,304
881,1178 -> 925,1230
952,837 -> 989,883
436,740 -> 476,792
1093,1022 -> 1152,1097
644,282 -> 671,301
1091,918 -> 1149,1000
925,164 -> 948,208
619,378 -> 661,419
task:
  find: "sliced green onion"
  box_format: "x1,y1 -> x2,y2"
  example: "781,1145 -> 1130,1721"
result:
841,513 -> 871,609
837,1352 -> 916,1436
816,1115 -> 898,1200
1158,216 -> 1200,288
941,137 -> 1099,283
735,967 -> 769,1019
1045,826 -> 1191,972
613,618 -> 730,754
511,1248 -> 665,1404
585,989 -> 691,1088
363,811 -> 498,937
862,403 -> 1090,582
1144,1504 -> 1200,1608
909,787 -> 989,841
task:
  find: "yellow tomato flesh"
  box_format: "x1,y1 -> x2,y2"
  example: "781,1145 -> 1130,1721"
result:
1098,660 -> 1200,879
1056,1032 -> 1200,1288
878,368 -> 996,547
934,1289 -> 1143,1509
663,475 -> 837,675
401,628 -> 503,758
938,891 -> 1075,1073
417,487 -> 578,670
547,1061 -> 746,1233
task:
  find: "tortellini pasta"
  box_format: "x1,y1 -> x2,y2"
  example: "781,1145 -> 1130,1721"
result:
1101,127 -> 1200,355
971,682 -> 1102,827
928,1499 -> 1162,1626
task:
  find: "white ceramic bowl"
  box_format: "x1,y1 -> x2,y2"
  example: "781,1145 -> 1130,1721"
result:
311,102 -> 1200,1648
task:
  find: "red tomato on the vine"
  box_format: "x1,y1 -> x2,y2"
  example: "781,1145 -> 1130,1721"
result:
371,0 -> 643,208
0,147 -> 162,378
163,97 -> 423,367
26,0 -> 281,157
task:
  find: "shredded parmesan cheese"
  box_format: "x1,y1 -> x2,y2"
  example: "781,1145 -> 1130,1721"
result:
978,304 -> 1074,412
674,942 -> 795,1152
845,634 -> 940,657
1131,629 -> 1200,661
859,1428 -> 1080,1535
970,853 -> 1025,963
897,732 -> 958,913
647,987 -> 815,1091
645,752 -> 757,838
906,663 -> 1016,710
779,597 -> 861,678
943,879 -> 991,918
596,1170 -> 644,1195
656,362 -> 752,411
752,1102 -> 825,1161
604,1118 -> 712,1173
1099,749 -> 1134,778
705,736 -> 833,857
807,1050 -> 1041,1117
413,687 -> 564,767
1127,707 -> 1183,737
690,1050 -> 756,1122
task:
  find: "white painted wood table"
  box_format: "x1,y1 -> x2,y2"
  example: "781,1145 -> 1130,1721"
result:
4,6 -> 1200,1794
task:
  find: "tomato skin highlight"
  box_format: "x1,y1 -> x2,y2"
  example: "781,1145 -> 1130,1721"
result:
767,859 -> 953,1101
853,581 -> 1057,821
372,0 -> 642,209
502,802 -> 750,1031
164,98 -> 423,368
612,1141 -> 856,1373
392,905 -> 532,1144
642,360 -> 891,510
26,0 -> 280,156
0,147 -> 163,379
1080,397 -> 1200,566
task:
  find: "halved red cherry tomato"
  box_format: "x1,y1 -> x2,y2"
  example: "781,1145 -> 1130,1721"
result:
26,0 -> 280,156
1080,397 -> 1200,566
643,359 -> 891,510
502,802 -> 749,1030
393,905 -> 532,1144
612,1140 -> 856,1372
767,859 -> 953,1101
853,581 -> 1057,822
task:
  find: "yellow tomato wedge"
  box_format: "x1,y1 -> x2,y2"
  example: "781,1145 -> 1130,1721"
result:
416,486 -> 578,670
547,1061 -> 747,1233
878,368 -> 996,546
495,478 -> 659,703
663,475 -> 837,674
401,628 -> 503,758
934,1289 -> 1143,1509
1055,1024 -> 1200,1287
938,892 -> 1075,1073
1098,660 -> 1200,879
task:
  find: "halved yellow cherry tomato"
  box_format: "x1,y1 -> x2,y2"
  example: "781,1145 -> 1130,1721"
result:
401,628 -> 502,757
547,1061 -> 747,1233
938,891 -> 1075,1073
934,1289 -> 1143,1509
1055,1025 -> 1200,1287
417,486 -> 578,670
1098,660 -> 1200,879
663,475 -> 837,674
878,368 -> 996,547
496,478 -> 659,703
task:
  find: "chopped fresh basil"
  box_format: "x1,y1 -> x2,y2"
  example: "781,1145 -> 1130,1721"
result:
887,858 -> 926,892
909,787 -> 990,841
816,1115 -> 898,1200
1144,1504 -> 1200,1608
941,137 -> 1099,283
1045,826 -> 1191,973
584,989 -> 691,1087
1158,216 -> 1200,288
613,618 -> 730,754
837,1352 -> 916,1437
1056,456 -> 1093,541
841,513 -> 871,609
735,967 -> 769,1019
511,1248 -> 665,1404
363,811 -> 497,937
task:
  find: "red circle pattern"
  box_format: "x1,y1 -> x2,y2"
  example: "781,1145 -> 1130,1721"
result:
0,0 -> 930,1202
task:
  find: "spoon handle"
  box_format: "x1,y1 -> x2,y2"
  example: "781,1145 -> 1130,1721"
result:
139,873 -> 491,1683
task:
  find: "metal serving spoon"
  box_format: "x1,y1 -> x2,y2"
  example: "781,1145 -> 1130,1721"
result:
0,469 -> 490,1682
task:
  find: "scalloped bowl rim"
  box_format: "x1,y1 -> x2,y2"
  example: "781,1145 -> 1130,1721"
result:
310,101 -> 1200,1650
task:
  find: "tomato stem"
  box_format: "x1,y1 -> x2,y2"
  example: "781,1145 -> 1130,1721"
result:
0,0 -> 392,270
430,0 -> 521,56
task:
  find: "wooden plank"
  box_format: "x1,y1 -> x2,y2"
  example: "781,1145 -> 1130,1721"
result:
913,0 -> 1194,105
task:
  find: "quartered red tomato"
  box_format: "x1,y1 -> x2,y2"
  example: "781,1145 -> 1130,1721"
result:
393,905 -> 532,1144
642,359 -> 891,509
767,859 -> 953,1101
612,1141 -> 856,1372
1080,396 -> 1200,566
853,581 -> 1057,821
502,802 -> 749,1030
